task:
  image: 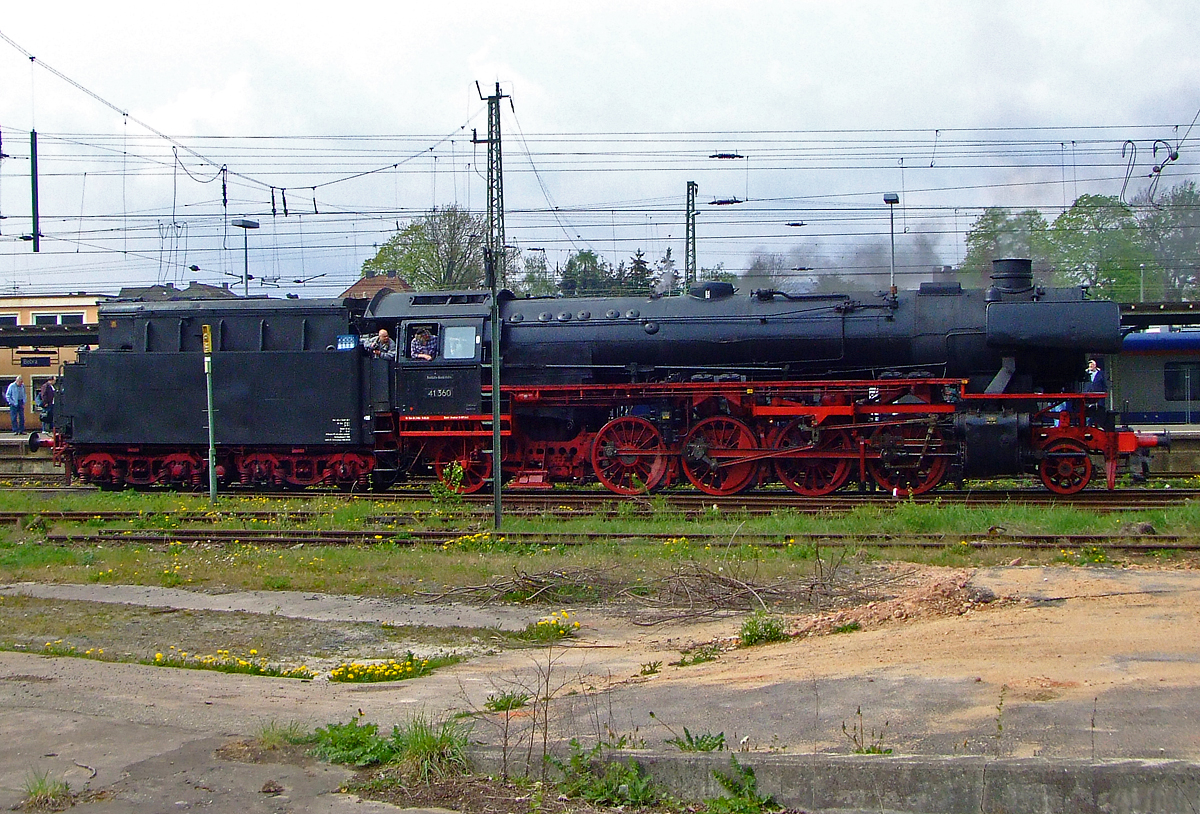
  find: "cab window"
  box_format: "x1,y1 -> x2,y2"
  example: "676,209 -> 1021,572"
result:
442,325 -> 478,360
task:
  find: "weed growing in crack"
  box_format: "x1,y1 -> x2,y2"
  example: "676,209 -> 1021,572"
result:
842,706 -> 892,754
670,643 -> 721,666
706,756 -> 781,814
650,711 -> 726,752
21,769 -> 71,811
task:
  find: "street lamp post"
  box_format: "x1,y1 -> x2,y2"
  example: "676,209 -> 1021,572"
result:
884,193 -> 900,293
1140,263 -> 1145,302
232,219 -> 259,296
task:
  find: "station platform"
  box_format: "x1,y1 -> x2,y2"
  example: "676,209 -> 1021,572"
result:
1129,425 -> 1200,474
0,432 -> 61,476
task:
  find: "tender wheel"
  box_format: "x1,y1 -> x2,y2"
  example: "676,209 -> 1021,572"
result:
1039,440 -> 1093,495
432,439 -> 492,494
681,416 -> 759,496
867,423 -> 948,496
591,416 -> 668,495
772,420 -> 852,496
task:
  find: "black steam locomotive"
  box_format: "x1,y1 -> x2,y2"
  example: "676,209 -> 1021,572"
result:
53,259 -> 1160,496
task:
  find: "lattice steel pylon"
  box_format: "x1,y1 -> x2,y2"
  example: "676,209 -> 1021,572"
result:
685,181 -> 697,288
474,82 -> 507,286
472,82 -> 508,529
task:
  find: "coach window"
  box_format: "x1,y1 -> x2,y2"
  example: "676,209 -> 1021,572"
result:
0,315 -> 16,327
1165,362 -> 1200,402
442,326 -> 478,361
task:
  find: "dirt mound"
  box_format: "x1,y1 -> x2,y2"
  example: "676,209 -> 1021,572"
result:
789,567 -> 1004,636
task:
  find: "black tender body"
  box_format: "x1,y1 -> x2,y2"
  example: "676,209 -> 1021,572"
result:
61,299 -> 376,448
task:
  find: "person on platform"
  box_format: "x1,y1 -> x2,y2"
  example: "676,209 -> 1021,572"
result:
1082,359 -> 1107,393
5,377 -> 25,435
38,377 -> 56,430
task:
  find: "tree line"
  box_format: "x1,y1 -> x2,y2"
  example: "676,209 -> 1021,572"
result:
359,182 -> 1200,301
960,181 -> 1200,301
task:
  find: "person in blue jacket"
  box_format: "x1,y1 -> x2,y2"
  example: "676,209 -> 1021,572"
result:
1082,359 -> 1106,393
5,377 -> 25,435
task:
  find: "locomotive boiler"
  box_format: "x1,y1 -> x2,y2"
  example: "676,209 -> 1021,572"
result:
53,259 -> 1159,496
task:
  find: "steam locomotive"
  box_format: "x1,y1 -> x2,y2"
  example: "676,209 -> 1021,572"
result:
52,259 -> 1161,496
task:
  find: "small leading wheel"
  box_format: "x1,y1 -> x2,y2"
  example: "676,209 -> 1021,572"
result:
433,438 -> 492,494
1038,439 -> 1093,494
681,416 -> 759,496
591,416 -> 668,495
867,423 -> 949,496
772,420 -> 853,496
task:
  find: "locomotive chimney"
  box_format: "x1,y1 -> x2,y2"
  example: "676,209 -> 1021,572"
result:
989,258 -> 1033,294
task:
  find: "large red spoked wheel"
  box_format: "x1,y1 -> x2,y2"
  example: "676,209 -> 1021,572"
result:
591,416 -> 668,495
772,420 -> 853,496
1039,439 -> 1093,495
867,423 -> 949,496
681,416 -> 759,496
432,438 -> 492,494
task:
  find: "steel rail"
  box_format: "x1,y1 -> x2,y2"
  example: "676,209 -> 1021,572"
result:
42,528 -> 1200,550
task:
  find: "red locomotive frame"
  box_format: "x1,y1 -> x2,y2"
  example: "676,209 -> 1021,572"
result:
396,377 -> 1162,497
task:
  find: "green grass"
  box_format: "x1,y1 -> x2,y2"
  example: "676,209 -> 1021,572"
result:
484,690 -> 531,712
671,643 -> 721,666
21,769 -> 71,811
1,490 -> 1197,605
308,713 -> 472,779
253,720 -> 310,749
390,712 -> 473,782
739,611 -> 788,646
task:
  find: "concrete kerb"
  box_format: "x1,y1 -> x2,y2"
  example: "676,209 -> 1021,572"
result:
469,747 -> 1200,814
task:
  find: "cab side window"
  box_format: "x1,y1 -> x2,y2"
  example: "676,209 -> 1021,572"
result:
442,326 -> 478,360
407,325 -> 439,361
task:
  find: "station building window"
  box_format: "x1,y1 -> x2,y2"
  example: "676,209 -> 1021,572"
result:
32,313 -> 85,326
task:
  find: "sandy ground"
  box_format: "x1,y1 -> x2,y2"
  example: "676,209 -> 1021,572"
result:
2,564 -> 1199,811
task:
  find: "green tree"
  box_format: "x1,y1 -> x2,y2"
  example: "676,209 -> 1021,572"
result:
557,250 -> 653,297
361,205 -> 485,289
1132,180 -> 1200,301
1048,194 -> 1152,300
518,250 -> 557,297
960,207 -> 1052,285
625,250 -> 654,291
559,250 -> 609,296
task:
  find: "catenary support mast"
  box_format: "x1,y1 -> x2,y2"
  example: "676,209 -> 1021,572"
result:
473,82 -> 507,530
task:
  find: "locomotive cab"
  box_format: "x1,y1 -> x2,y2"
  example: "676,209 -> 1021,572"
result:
397,318 -> 484,416
364,291 -> 492,418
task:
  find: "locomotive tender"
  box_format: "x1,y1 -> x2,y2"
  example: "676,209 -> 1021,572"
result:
53,259 -> 1161,496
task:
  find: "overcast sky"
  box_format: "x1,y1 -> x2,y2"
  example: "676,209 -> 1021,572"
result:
1,1 -> 1198,297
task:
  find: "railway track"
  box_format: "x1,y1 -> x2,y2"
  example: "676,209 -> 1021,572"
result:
0,485 -> 1196,515
41,526 -> 1200,551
